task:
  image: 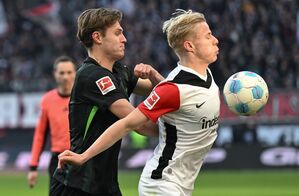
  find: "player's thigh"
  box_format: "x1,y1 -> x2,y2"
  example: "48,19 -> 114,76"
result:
138,177 -> 192,196
50,178 -> 65,196
50,178 -> 91,196
48,153 -> 59,185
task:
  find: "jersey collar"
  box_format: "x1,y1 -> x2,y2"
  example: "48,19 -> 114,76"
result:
177,63 -> 208,81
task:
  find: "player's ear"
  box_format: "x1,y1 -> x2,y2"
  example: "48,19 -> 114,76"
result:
53,68 -> 59,81
183,40 -> 194,52
91,31 -> 102,44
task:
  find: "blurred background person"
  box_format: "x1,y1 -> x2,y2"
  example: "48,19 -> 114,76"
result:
27,56 -> 76,192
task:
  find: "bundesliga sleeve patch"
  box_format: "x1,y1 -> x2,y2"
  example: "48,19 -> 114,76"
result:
144,91 -> 160,110
96,76 -> 116,95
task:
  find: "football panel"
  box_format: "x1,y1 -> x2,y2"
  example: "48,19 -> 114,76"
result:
223,93 -> 239,107
243,71 -> 258,77
223,80 -> 232,94
235,103 -> 250,115
229,107 -> 239,115
252,85 -> 264,99
236,88 -> 253,103
240,75 -> 261,88
229,79 -> 243,94
247,100 -> 266,115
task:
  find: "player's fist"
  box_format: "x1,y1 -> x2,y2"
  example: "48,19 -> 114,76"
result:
58,150 -> 86,168
134,63 -> 155,79
27,171 -> 38,188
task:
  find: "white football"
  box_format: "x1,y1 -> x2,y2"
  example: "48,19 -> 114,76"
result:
223,71 -> 269,116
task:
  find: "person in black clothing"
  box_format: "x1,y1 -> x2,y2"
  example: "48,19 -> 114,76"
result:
50,8 -> 163,196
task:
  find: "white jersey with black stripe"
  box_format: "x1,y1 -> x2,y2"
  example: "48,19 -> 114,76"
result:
138,63 -> 220,190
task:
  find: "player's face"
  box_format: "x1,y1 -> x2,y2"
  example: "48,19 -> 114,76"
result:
191,22 -> 219,64
54,61 -> 76,91
101,22 -> 127,61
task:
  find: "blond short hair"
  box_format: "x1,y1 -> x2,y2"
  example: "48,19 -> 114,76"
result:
162,9 -> 206,54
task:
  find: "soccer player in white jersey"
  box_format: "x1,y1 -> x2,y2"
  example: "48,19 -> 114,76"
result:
58,9 -> 220,195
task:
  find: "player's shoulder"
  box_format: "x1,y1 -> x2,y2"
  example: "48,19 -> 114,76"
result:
40,89 -> 58,104
114,61 -> 127,69
79,58 -> 118,79
78,59 -> 104,75
152,81 -> 179,97
112,62 -> 133,82
42,89 -> 57,98
155,80 -> 177,88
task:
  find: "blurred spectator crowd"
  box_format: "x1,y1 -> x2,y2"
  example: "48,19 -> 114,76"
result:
0,0 -> 298,92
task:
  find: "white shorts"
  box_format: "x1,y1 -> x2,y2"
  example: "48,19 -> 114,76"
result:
138,176 -> 192,196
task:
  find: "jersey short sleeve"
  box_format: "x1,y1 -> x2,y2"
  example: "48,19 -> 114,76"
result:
138,82 -> 180,122
83,68 -> 127,110
121,63 -> 138,96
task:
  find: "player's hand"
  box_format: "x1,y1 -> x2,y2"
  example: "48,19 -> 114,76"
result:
58,150 -> 86,168
134,63 -> 155,79
27,171 -> 38,188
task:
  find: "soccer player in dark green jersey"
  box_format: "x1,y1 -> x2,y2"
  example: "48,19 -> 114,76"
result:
50,8 -> 163,196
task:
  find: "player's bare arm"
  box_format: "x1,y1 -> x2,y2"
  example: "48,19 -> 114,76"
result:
58,108 -> 149,167
109,99 -> 158,136
133,63 -> 164,96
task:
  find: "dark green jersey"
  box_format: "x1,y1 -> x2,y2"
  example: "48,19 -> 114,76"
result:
54,57 -> 138,194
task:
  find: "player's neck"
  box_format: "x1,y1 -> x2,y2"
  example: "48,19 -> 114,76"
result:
88,50 -> 114,72
57,87 -> 71,97
179,57 -> 208,76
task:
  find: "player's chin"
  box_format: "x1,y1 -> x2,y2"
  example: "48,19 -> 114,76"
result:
210,56 -> 218,64
115,52 -> 125,60
120,50 -> 125,56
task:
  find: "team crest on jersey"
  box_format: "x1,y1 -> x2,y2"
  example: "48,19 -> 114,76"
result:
96,76 -> 116,95
144,91 -> 160,110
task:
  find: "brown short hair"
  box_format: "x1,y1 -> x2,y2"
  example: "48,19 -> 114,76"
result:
163,9 -> 206,55
53,56 -> 76,70
77,8 -> 122,48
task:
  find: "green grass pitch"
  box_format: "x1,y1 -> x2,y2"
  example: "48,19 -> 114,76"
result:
0,170 -> 298,196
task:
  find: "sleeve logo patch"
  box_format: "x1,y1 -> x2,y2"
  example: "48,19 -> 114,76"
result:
96,76 -> 116,95
144,91 -> 160,110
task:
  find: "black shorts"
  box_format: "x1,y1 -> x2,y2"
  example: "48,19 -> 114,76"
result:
50,178 -> 94,196
49,152 -> 59,185
50,178 -> 122,196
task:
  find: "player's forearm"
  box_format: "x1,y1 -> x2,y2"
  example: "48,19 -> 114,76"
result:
135,121 -> 159,137
30,127 -> 47,166
81,119 -> 133,162
81,108 -> 148,162
149,69 -> 164,87
30,110 -> 49,164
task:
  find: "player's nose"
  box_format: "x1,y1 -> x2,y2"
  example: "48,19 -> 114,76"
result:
121,34 -> 127,43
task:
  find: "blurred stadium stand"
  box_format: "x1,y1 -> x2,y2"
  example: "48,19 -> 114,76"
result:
0,0 -> 298,170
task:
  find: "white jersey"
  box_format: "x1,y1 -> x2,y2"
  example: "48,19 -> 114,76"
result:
138,64 -> 220,190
